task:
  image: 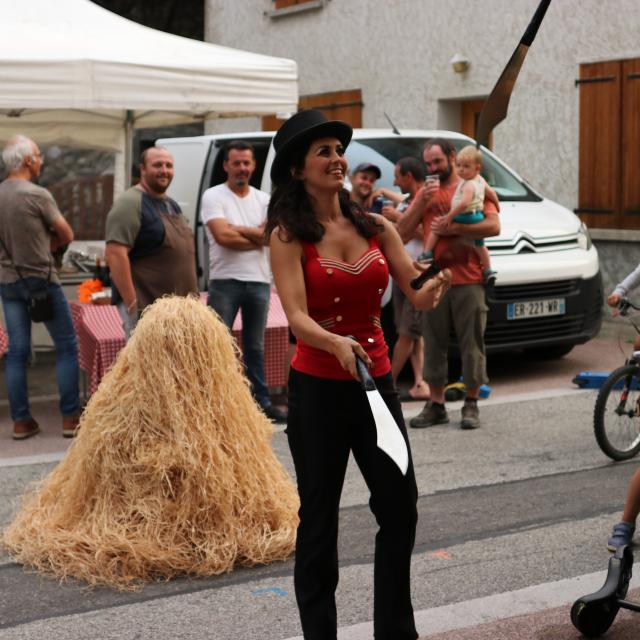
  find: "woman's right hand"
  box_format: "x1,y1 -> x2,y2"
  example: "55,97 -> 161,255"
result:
331,335 -> 371,380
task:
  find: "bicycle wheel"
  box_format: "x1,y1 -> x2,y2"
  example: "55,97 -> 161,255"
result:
594,364 -> 640,461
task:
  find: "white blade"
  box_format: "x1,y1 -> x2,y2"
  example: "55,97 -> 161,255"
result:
365,389 -> 409,475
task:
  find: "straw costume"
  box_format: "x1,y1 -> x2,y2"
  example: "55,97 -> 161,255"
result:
3,296 -> 298,590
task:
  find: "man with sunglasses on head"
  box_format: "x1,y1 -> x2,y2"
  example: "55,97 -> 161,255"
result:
0,135 -> 80,440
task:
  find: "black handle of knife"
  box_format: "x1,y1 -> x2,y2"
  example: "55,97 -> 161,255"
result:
521,0 -> 552,47
346,335 -> 376,391
355,354 -> 376,391
409,261 -> 441,290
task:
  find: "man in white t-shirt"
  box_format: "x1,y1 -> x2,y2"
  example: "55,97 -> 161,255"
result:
200,141 -> 286,423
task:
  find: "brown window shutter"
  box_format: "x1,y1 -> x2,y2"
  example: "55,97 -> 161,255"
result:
622,58 -> 640,220
263,89 -> 363,132
274,0 -> 315,7
577,60 -> 621,229
274,0 -> 299,9
261,114 -> 284,131
299,89 -> 363,128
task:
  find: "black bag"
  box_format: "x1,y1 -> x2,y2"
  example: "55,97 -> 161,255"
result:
28,288 -> 54,323
0,234 -> 55,323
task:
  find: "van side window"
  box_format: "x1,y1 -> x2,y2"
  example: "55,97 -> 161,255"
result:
209,139 -> 272,189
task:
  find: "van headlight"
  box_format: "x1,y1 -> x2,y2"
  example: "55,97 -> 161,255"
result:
577,222 -> 593,251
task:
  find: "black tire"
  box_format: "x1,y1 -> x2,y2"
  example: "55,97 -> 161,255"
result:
570,599 -> 618,637
594,364 -> 640,461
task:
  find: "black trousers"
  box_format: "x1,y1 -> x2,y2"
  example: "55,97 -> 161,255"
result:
286,369 -> 419,640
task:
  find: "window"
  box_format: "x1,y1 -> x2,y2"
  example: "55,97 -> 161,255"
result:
576,58 -> 640,229
262,89 -> 363,131
460,99 -> 493,150
49,176 -> 114,240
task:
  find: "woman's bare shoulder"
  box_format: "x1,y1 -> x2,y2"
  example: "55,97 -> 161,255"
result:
270,226 -> 303,253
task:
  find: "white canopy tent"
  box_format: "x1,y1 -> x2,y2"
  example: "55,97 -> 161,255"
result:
0,0 -> 298,190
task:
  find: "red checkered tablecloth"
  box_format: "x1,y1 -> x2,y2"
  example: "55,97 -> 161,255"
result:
69,301 -> 125,396
70,292 -> 289,395
0,325 -> 8,357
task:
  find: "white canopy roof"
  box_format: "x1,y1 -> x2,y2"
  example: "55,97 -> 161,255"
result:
0,0 -> 298,151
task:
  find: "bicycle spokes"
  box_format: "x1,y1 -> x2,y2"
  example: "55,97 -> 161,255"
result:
594,364 -> 640,460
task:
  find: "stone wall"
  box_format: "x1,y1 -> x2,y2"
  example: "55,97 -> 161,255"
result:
204,0 -> 640,216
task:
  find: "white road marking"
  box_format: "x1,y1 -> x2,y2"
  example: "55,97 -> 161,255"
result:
283,568 -> 638,639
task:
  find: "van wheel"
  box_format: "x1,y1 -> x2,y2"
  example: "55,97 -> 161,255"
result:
524,344 -> 574,360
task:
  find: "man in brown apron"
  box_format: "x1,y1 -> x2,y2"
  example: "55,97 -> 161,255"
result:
105,147 -> 198,338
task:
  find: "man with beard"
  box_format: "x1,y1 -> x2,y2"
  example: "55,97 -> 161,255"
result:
397,139 -> 500,430
105,146 -> 198,338
199,141 -> 286,424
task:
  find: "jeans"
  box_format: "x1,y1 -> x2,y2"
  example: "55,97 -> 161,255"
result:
208,279 -> 271,408
0,278 -> 80,422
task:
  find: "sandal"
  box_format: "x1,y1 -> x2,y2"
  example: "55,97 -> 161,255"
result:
408,382 -> 431,400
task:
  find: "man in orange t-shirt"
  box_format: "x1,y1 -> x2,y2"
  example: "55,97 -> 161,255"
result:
397,138 -> 500,430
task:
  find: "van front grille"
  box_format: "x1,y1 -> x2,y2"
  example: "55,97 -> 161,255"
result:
489,279 -> 579,302
484,313 -> 584,345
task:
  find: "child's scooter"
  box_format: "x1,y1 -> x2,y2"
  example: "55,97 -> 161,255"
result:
571,545 -> 637,637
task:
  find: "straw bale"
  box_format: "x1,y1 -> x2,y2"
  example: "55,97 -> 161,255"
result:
3,296 -> 299,590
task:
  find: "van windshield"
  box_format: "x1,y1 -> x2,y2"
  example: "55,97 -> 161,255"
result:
347,138 -> 540,202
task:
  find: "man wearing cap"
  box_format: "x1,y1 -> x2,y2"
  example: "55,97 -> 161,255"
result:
349,162 -> 382,210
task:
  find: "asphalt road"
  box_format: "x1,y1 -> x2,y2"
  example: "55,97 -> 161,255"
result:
2,388 -> 638,639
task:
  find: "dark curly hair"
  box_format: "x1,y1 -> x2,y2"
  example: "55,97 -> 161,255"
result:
266,142 -> 382,243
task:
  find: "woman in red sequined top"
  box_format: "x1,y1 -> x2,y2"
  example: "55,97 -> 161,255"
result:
267,110 -> 451,640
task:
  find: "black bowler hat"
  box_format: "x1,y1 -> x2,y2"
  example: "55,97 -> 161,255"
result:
270,109 -> 353,184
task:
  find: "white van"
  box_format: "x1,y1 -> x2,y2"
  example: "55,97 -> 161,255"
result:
158,129 -> 602,359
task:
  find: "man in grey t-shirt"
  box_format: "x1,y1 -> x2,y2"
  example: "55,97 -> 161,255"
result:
0,135 -> 80,440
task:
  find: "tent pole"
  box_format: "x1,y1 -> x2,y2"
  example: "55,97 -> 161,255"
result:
124,109 -> 134,188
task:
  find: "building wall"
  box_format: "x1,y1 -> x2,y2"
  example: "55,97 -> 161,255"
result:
204,0 -> 640,217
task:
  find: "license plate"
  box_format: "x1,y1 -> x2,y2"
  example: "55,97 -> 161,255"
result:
507,298 -> 566,320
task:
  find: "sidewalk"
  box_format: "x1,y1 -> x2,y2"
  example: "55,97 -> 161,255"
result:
283,574 -> 640,640
0,332 -> 632,459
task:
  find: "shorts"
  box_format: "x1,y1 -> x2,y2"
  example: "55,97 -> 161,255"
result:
453,210 -> 485,246
392,283 -> 423,340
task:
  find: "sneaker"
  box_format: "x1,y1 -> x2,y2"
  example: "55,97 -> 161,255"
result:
460,399 -> 481,430
263,404 -> 287,424
607,521 -> 635,552
409,401 -> 449,429
12,418 -> 40,440
62,415 -> 81,438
